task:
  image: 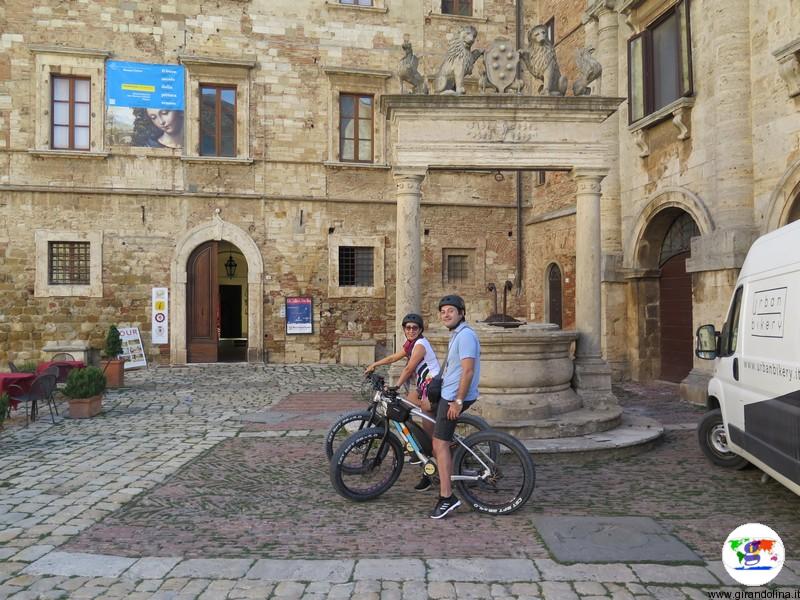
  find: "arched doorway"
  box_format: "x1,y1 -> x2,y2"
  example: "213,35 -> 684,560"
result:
187,240 -> 250,363
658,213 -> 699,382
171,213 -> 264,365
546,263 -> 563,328
788,194 -> 800,224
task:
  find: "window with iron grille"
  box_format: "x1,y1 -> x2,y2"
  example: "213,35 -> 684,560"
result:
339,93 -> 373,163
200,84 -> 237,157
52,76 -> 91,150
339,0 -> 373,5
48,241 -> 90,285
339,246 -> 374,286
442,0 -> 472,16
628,0 -> 692,123
446,254 -> 469,284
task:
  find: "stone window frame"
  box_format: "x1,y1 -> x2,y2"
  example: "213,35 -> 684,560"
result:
324,67 -> 392,168
429,0 -> 486,22
626,0 -> 693,125
179,55 -> 256,164
442,248 -> 475,286
338,92 -> 375,164
35,230 -> 103,298
328,234 -> 385,299
325,0 -> 388,12
29,45 -> 111,158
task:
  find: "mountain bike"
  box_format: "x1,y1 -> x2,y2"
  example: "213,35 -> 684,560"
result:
324,373 -> 492,462
329,387 -> 535,515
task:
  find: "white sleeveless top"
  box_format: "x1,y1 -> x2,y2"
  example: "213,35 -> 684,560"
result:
410,337 -> 440,387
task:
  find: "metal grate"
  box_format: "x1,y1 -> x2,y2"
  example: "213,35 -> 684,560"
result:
48,241 -> 90,285
339,246 -> 374,286
446,254 -> 469,284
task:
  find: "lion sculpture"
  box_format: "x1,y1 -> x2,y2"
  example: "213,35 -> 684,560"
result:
519,25 -> 567,96
434,26 -> 484,95
398,39 -> 428,95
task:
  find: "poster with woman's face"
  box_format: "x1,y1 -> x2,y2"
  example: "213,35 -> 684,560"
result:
106,61 -> 185,149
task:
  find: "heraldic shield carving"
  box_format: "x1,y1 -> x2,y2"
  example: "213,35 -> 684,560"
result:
484,38 -> 520,93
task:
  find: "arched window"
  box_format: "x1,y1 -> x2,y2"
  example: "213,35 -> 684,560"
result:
659,212 -> 699,266
546,263 -> 563,328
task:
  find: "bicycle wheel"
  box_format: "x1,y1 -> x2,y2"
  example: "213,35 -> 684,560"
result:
330,426 -> 405,501
453,430 -> 535,515
325,409 -> 378,461
454,412 -> 491,439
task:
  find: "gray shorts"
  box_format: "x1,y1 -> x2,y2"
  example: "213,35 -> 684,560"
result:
432,398 -> 475,441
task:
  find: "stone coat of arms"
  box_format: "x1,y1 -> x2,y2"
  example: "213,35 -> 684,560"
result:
483,38 -> 520,94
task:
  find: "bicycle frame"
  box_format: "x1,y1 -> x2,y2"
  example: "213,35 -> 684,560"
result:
376,392 -> 494,482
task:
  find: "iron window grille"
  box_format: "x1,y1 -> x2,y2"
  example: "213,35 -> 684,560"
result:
446,254 -> 469,284
339,93 -> 374,163
442,0 -> 473,16
48,241 -> 90,285
200,84 -> 237,157
51,75 -> 91,150
627,0 -> 693,123
339,246 -> 374,286
339,0 -> 373,5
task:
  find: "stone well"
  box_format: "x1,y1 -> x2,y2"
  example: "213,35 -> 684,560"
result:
427,323 -> 622,439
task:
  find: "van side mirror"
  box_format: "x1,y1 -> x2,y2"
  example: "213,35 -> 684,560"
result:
695,324 -> 719,359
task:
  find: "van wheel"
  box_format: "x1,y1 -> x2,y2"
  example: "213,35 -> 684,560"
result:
698,409 -> 749,470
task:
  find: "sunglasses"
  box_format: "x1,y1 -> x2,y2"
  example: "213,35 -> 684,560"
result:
404,325 -> 420,331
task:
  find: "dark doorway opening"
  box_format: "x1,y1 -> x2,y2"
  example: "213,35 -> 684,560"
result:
219,284 -> 246,362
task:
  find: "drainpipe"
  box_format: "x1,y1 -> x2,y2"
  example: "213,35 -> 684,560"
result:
515,0 -> 524,293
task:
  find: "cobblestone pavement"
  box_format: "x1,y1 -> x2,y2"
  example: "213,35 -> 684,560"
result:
0,365 -> 798,599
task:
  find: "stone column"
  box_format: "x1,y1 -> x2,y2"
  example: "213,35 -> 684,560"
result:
572,169 -> 615,405
392,168 -> 426,341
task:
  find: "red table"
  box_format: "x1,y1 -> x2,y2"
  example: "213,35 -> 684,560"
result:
36,360 -> 85,383
0,372 -> 35,410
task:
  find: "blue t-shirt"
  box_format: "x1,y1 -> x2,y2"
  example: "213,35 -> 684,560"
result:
441,321 -> 480,402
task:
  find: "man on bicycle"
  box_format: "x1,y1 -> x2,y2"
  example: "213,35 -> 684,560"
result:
431,294 -> 481,519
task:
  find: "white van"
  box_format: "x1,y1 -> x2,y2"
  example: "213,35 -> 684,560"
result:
695,219 -> 800,496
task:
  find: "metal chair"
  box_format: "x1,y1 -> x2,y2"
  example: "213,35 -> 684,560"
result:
7,375 -> 52,426
8,361 -> 18,372
52,353 -> 75,361
42,366 -> 60,417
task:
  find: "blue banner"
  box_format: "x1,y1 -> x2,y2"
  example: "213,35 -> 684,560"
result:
286,297 -> 313,335
106,61 -> 184,110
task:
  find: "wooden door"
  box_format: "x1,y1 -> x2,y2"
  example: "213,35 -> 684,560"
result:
187,241 -> 218,363
659,251 -> 692,382
547,264 -> 563,328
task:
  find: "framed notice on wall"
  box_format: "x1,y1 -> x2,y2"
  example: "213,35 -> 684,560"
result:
118,326 -> 148,370
286,297 -> 313,334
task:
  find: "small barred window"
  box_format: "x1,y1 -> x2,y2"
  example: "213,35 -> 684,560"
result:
339,246 -> 374,286
48,241 -> 91,285
446,255 -> 469,284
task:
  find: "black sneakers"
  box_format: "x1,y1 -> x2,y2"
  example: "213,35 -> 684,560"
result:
430,495 -> 461,519
414,475 -> 432,492
408,455 -> 423,465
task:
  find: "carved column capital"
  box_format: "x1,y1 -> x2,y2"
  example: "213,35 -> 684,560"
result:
573,169 -> 607,194
392,168 -> 426,194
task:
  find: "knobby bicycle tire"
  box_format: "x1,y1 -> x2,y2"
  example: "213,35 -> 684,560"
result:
453,430 -> 535,515
324,409 -> 379,461
330,426 -> 405,501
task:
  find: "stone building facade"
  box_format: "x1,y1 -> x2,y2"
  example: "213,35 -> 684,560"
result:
2,0 -> 799,407
526,0 -> 800,401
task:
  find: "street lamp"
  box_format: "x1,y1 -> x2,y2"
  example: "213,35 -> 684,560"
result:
224,253 -> 237,279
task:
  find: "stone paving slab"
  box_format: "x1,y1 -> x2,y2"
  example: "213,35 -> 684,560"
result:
169,558 -> 254,579
534,516 -> 702,563
427,559 -> 539,582
123,557 -> 182,580
534,559 -> 637,583
353,559 -> 426,581
245,559 -> 354,582
23,551 -> 136,577
630,564 -> 720,585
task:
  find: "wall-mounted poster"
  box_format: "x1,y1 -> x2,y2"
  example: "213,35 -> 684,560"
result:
286,297 -> 313,334
151,287 -> 169,345
118,326 -> 148,370
106,61 -> 185,149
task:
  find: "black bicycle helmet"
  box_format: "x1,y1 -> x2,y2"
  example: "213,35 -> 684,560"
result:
438,294 -> 466,313
401,313 -> 424,333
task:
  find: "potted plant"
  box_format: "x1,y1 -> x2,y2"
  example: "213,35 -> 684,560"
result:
63,366 -> 106,418
101,325 -> 125,388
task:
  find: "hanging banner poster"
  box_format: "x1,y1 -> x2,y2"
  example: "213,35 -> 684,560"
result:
152,287 -> 169,345
118,326 -> 148,370
105,61 -> 185,149
286,297 -> 313,334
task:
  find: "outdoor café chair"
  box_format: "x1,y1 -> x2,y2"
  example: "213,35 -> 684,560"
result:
7,374 -> 52,426
52,353 -> 75,361
42,366 -> 60,417
8,361 -> 18,372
